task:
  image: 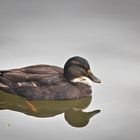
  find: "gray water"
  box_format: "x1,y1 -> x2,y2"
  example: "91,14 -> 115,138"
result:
0,0 -> 140,140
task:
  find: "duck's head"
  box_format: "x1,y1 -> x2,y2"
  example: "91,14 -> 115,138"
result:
64,56 -> 101,86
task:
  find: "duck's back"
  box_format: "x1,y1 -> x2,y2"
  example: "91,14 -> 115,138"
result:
0,65 -> 65,99
0,65 -> 92,100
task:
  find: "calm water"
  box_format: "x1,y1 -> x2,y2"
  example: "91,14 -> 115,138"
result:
0,55 -> 140,140
0,0 -> 140,140
0,92 -> 100,128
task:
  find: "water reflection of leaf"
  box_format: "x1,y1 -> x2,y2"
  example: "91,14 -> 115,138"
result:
0,91 -> 100,127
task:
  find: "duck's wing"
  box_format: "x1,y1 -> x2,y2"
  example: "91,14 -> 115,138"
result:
0,65 -> 64,94
20,64 -> 63,74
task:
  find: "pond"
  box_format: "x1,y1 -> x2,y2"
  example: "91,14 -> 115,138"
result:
0,52 -> 139,140
0,0 -> 140,140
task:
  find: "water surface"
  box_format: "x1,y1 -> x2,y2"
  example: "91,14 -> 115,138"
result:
0,0 -> 140,140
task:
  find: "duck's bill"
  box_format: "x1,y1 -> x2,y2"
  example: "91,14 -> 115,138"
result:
87,70 -> 101,83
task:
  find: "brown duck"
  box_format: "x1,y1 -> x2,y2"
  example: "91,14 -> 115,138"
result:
0,56 -> 101,100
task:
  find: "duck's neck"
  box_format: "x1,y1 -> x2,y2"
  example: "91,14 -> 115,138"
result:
70,76 -> 92,86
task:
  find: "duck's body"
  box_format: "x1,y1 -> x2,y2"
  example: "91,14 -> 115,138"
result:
0,56 -> 101,100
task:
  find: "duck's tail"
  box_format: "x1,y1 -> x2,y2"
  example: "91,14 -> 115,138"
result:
0,71 -> 13,93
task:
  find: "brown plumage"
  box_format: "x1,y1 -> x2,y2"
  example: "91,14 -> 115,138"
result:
0,56 -> 101,100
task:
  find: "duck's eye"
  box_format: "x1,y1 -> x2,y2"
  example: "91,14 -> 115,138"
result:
84,67 -> 89,72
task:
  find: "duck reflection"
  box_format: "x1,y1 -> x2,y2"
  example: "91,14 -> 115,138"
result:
0,91 -> 100,127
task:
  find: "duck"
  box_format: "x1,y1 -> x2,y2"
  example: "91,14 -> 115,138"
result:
0,56 -> 101,100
